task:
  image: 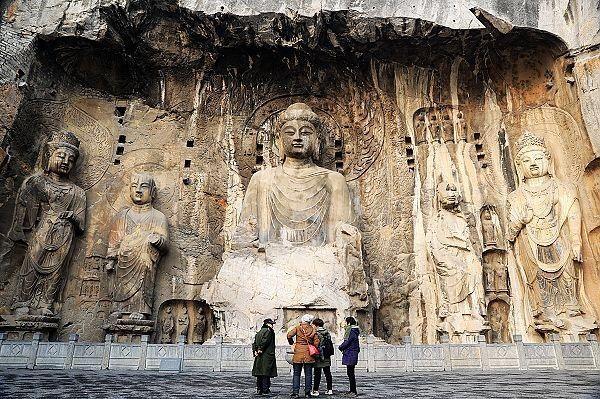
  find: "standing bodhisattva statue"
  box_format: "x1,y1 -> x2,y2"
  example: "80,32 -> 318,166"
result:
508,131 -> 595,333
106,173 -> 168,320
9,131 -> 86,317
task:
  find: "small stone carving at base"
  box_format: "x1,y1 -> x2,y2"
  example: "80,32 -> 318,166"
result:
0,314 -> 59,341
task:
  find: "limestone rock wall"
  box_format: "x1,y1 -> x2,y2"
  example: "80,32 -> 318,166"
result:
0,0 -> 598,343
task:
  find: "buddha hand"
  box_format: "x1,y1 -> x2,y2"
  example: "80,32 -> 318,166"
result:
148,233 -> 162,247
572,244 -> 583,263
105,259 -> 116,272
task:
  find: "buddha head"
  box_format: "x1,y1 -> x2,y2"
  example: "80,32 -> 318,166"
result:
277,103 -> 324,162
437,181 -> 461,211
130,173 -> 157,205
46,130 -> 80,177
514,131 -> 551,181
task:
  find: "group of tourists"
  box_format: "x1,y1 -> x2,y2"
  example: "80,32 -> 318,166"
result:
252,315 -> 360,397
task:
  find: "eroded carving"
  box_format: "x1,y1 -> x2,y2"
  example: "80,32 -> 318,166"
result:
204,103 -> 370,342
9,131 -> 86,318
106,173 -> 169,321
427,180 -> 487,342
508,131 -> 597,338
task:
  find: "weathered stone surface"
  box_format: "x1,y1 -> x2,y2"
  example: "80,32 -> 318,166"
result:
0,0 -> 598,351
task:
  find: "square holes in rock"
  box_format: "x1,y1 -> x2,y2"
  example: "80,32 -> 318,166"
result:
184,160 -> 191,168
186,140 -> 194,148
116,146 -> 124,155
118,135 -> 126,143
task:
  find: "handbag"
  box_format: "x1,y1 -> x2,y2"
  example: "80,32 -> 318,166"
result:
308,342 -> 320,357
304,326 -> 320,357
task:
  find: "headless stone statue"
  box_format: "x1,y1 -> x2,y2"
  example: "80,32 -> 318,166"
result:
106,173 -> 168,320
8,131 -> 86,317
427,181 -> 486,341
507,131 -> 596,336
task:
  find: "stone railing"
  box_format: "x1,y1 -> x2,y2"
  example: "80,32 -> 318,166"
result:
1,333 -> 599,372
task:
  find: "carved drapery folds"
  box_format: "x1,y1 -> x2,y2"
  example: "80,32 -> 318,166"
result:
0,131 -> 86,340
507,131 -> 597,339
103,173 -> 169,342
203,103 -> 371,342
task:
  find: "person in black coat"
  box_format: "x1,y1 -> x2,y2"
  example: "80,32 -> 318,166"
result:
252,319 -> 277,395
338,316 -> 360,396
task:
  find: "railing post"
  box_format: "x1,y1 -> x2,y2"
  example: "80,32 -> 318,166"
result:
64,333 -> 78,370
588,334 -> 600,369
478,335 -> 489,371
102,334 -> 112,370
214,335 -> 223,372
514,334 -> 526,370
177,335 -> 185,372
440,334 -> 451,371
27,332 -> 41,370
403,336 -> 413,372
366,335 -> 375,372
0,332 -> 6,351
551,334 -> 564,370
139,335 -> 149,371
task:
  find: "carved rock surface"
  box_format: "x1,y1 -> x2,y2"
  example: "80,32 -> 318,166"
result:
0,0 -> 599,345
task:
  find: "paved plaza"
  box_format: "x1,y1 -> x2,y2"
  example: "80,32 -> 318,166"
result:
1,369 -> 600,398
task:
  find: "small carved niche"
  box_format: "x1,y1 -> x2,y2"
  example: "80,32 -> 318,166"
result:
156,300 -> 213,344
487,299 -> 510,343
411,105 -> 471,148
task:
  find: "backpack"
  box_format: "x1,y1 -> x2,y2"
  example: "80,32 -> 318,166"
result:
320,332 -> 334,358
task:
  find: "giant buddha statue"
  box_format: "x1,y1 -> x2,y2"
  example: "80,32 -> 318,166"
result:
507,131 -> 596,339
204,103 -> 369,342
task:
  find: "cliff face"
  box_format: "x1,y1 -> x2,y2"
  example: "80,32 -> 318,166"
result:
0,0 -> 599,344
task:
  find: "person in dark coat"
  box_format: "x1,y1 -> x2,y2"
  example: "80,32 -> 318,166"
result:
311,318 -> 333,396
338,316 -> 360,397
252,319 -> 277,395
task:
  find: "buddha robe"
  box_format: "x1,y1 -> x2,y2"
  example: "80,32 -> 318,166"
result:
107,205 -> 168,316
428,209 -> 484,318
234,164 -> 354,247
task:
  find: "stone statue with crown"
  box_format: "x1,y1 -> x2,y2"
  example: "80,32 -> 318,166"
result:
0,131 -> 86,339
203,103 -> 369,342
507,131 -> 596,340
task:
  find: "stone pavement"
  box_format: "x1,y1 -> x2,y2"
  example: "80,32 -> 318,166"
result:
1,369 -> 600,398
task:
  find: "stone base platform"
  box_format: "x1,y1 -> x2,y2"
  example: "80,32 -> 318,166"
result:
103,318 -> 155,343
0,314 -> 59,341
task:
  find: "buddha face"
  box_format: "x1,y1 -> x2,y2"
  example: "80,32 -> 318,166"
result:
517,148 -> 549,179
130,174 -> 155,205
280,119 -> 318,160
438,182 -> 460,209
48,146 -> 77,176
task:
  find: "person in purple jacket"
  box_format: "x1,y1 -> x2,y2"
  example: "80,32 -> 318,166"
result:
338,316 -> 360,397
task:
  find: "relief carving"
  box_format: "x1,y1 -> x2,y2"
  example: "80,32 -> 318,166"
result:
204,103 -> 370,342
106,173 -> 169,321
9,131 -> 86,318
427,180 -> 487,342
507,131 -> 597,338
